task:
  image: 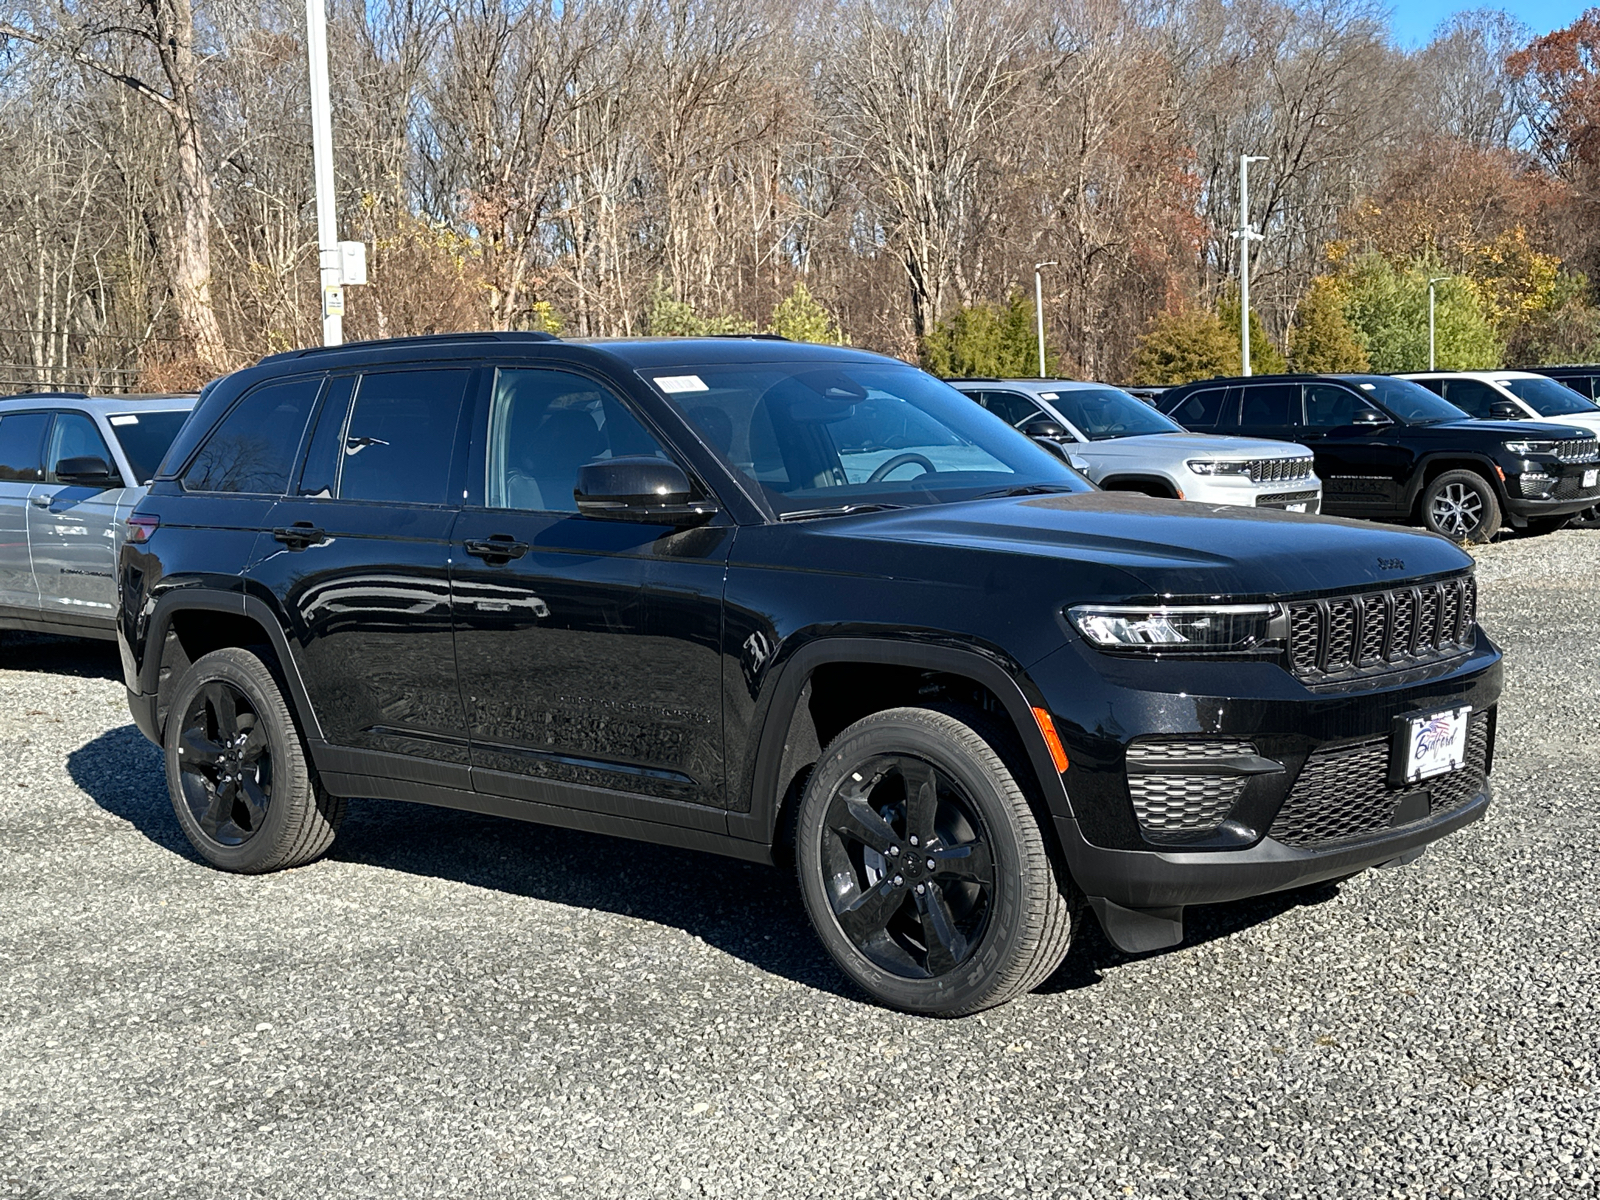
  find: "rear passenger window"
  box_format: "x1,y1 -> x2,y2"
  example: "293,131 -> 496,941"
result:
184,377 -> 322,494
486,368 -> 670,512
339,370 -> 470,505
1239,383 -> 1299,427
44,412 -> 115,482
1168,387 -> 1228,430
0,411 -> 50,482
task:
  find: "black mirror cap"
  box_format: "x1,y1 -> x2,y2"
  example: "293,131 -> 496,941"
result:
1488,400 -> 1523,420
574,456 -> 718,526
1022,417 -> 1070,440
54,456 -> 121,487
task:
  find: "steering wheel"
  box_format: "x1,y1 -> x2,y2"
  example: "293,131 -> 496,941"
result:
867,452 -> 937,483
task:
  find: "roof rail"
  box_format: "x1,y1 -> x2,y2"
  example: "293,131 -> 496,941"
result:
257,330 -> 560,366
4,389 -> 90,400
702,332 -> 790,341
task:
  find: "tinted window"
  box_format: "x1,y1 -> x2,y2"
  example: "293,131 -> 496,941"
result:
1238,383 -> 1299,427
297,376 -> 357,498
1499,376 -> 1599,417
1355,377 -> 1467,425
1050,387 -> 1183,440
339,370 -> 469,505
184,377 -> 322,494
108,411 -> 190,485
1438,378 -> 1500,419
1167,387 -> 1229,430
44,412 -> 115,482
487,369 -> 670,512
976,391 -> 1046,427
649,362 -> 1085,515
0,412 -> 50,482
1304,383 -> 1377,428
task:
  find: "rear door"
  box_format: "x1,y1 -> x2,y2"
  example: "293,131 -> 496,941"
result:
1234,382 -> 1301,444
0,411 -> 49,614
252,367 -> 474,777
28,410 -> 129,628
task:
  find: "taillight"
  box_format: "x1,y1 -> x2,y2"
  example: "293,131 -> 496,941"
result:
126,514 -> 159,544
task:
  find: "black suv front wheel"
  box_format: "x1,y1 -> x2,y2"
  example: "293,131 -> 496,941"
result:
796,707 -> 1076,1015
165,647 -> 347,873
1420,469 -> 1501,543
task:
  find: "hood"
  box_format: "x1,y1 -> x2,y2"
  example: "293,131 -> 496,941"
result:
1428,418 -> 1589,439
1079,433 -> 1308,461
1517,413 -> 1600,435
821,491 -> 1471,600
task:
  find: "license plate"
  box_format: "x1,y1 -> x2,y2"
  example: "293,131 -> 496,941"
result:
1584,468 -> 1597,488
1396,706 -> 1471,784
1286,502 -> 1307,513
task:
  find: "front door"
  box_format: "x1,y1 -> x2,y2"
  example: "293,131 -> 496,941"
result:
450,365 -> 732,817
0,410 -> 49,614
28,411 -> 129,628
1299,383 -> 1412,515
252,368 -> 475,774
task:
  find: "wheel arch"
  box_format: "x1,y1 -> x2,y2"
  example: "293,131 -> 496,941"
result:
1096,473 -> 1180,499
732,638 -> 1074,858
1404,454 -> 1510,515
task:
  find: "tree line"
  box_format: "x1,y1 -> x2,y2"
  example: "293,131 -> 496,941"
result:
1,0 -> 1598,392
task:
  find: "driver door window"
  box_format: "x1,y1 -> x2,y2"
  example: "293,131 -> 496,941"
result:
1303,384 -> 1377,429
976,391 -> 1046,428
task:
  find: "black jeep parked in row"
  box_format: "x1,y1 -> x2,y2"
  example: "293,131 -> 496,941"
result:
120,335 -> 1501,1014
1158,373 -> 1600,542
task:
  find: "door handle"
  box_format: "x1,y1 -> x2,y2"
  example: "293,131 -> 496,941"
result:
30,494 -> 50,508
464,536 -> 529,562
272,522 -> 327,549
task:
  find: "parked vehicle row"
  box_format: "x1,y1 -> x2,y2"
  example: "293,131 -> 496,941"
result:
95,333 -> 1500,1015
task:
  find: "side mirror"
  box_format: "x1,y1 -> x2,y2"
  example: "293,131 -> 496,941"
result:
1021,417 -> 1071,440
1350,409 -> 1390,426
54,456 -> 121,488
574,457 -> 718,526
1488,400 -> 1523,420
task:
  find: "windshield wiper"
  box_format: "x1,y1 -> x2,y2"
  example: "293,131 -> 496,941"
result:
975,484 -> 1080,499
778,502 -> 908,522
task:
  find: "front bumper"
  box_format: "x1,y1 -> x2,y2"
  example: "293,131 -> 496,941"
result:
1503,461 -> 1600,522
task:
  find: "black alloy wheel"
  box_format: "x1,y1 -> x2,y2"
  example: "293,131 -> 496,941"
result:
176,681 -> 272,846
819,753 -> 994,978
797,707 -> 1077,1015
164,647 -> 346,873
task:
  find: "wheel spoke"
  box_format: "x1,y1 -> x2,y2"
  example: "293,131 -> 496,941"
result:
914,885 -> 968,975
902,759 -> 939,844
237,775 -> 270,832
198,779 -> 234,838
929,841 -> 992,885
179,727 -> 225,771
828,796 -> 898,854
833,878 -> 907,943
204,683 -> 240,738
239,719 -> 269,763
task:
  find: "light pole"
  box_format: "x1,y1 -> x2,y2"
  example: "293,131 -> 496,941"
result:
1034,261 -> 1057,379
306,0 -> 341,346
1234,154 -> 1266,376
1427,277 -> 1449,371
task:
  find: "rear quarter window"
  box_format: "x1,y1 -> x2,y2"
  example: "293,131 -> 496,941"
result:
183,376 -> 322,494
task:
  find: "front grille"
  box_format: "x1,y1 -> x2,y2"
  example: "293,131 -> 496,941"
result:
1126,739 -> 1252,843
1270,711 -> 1490,847
1555,472 -> 1600,500
1556,438 -> 1599,463
1255,489 -> 1319,509
1286,575 -> 1476,682
1246,457 -> 1315,483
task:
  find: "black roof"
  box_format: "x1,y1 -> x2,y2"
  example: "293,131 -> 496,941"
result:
1165,372 -> 1398,389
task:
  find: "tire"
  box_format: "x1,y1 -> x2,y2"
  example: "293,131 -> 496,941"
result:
1419,470 -> 1501,543
795,706 -> 1077,1015
164,647 -> 346,873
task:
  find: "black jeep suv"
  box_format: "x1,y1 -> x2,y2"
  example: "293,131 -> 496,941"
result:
1159,373 -> 1600,541
119,335 -> 1502,1014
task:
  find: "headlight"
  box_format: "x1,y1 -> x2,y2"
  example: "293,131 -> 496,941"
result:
1503,440 -> 1558,456
1068,604 -> 1282,652
1186,460 -> 1251,476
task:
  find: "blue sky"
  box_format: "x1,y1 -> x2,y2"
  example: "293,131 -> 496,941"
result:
1387,1 -> 1589,47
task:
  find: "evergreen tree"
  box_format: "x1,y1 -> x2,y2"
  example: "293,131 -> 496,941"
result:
1289,277 -> 1369,372
767,281 -> 847,344
1130,309 -> 1240,385
923,292 -> 1055,377
1216,294 -> 1288,375
1339,254 -> 1502,372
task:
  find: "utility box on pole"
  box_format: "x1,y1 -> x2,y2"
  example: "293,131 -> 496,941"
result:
339,241 -> 367,287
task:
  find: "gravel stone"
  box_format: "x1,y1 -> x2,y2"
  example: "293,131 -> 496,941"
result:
1,528 -> 1597,1198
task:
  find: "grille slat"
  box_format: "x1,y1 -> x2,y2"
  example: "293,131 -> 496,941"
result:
1244,456 -> 1314,483
1287,575 -> 1476,682
1269,712 -> 1490,847
1556,437 -> 1598,463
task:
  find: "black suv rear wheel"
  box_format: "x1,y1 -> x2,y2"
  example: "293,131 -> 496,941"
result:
1420,469 -> 1500,543
795,707 -> 1076,1015
164,647 -> 346,873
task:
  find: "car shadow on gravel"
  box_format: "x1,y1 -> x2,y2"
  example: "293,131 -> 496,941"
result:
69,723 -> 1349,1008
0,632 -> 122,681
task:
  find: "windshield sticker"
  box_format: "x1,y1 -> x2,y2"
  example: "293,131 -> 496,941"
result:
1359,383 -> 1375,390
655,375 -> 708,393
1040,392 -> 1058,400
109,414 -> 139,425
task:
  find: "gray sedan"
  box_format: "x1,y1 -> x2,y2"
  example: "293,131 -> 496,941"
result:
0,391 -> 195,641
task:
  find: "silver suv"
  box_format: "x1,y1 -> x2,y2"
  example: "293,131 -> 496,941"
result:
950,379 -> 1322,512
0,391 -> 195,641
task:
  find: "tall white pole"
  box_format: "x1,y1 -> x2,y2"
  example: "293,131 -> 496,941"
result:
306,0 -> 341,346
1427,277 -> 1448,371
1034,261 -> 1056,378
1237,154 -> 1266,377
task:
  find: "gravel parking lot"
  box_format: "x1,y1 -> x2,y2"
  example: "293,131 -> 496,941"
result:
2,530 -> 1597,1200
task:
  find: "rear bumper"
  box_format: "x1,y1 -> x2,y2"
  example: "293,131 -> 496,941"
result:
1056,785 -> 1489,952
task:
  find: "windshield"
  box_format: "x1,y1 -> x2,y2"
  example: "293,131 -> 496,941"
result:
1049,387 -> 1184,440
643,361 -> 1090,515
108,410 -> 192,484
1498,376 -> 1599,417
1355,377 -> 1468,425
